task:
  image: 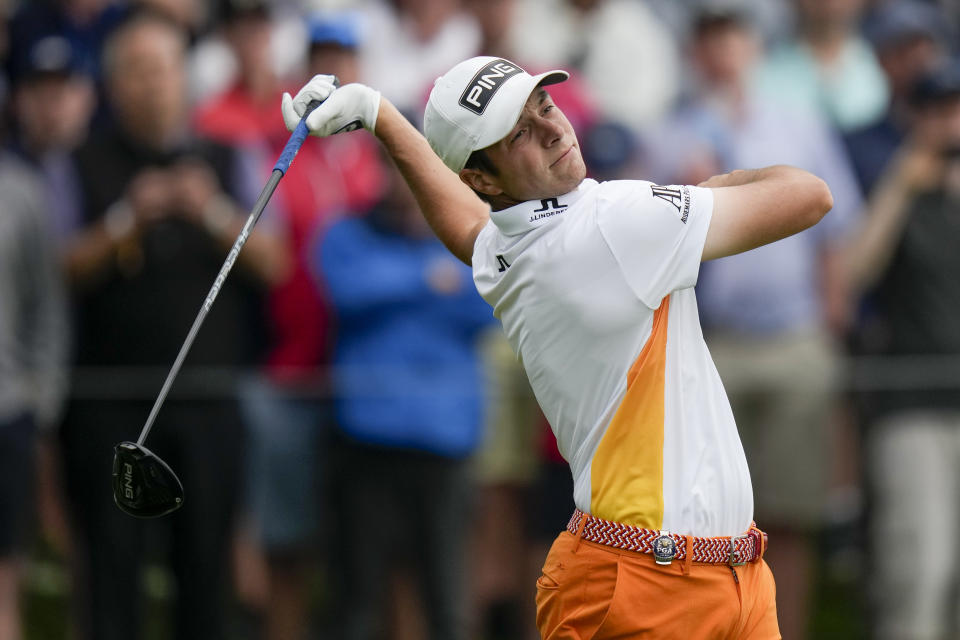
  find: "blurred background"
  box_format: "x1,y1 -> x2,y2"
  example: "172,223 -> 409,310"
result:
1,0 -> 959,638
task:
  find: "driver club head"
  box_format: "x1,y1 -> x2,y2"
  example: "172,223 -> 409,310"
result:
112,442 -> 184,518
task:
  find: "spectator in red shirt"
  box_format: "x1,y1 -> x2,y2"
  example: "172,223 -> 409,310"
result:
193,5 -> 383,639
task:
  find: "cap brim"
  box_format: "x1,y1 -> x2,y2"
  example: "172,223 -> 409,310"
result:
472,69 -> 569,154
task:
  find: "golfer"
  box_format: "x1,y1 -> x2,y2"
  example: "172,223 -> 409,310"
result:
283,57 -> 832,639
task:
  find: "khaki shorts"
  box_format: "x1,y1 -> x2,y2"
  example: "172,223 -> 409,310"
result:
473,328 -> 541,485
707,329 -> 840,530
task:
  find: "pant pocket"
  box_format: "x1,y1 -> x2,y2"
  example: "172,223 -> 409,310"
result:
536,539 -> 620,640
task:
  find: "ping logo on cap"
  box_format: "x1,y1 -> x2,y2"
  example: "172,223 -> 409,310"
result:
458,59 -> 523,115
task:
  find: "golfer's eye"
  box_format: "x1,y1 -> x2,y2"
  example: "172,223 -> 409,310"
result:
511,128 -> 526,143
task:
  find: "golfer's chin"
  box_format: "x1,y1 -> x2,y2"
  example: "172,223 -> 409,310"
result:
550,154 -> 587,195
497,158 -> 588,208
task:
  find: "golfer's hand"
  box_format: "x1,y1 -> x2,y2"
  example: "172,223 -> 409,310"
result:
282,76 -> 381,136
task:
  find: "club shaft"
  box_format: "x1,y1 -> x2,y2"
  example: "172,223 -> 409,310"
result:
136,170 -> 283,445
132,91 -> 328,447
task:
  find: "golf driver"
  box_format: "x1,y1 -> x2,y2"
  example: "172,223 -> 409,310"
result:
112,90 -> 334,518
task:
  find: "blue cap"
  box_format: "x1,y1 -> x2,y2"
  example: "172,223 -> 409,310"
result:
307,12 -> 360,49
13,35 -> 84,86
910,61 -> 960,106
864,0 -> 950,51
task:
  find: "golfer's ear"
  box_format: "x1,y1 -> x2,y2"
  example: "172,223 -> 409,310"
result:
459,168 -> 502,197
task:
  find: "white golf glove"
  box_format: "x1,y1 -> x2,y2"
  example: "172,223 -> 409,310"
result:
281,74 -> 381,137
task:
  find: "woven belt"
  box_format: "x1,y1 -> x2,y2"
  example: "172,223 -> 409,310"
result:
566,509 -> 767,566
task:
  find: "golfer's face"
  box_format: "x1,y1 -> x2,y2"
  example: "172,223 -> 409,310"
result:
484,88 -> 586,203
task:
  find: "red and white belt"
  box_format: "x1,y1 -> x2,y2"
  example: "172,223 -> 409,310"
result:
566,509 -> 768,567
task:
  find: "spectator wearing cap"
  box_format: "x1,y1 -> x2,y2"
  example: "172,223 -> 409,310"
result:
306,10 -> 361,81
8,35 -> 96,242
644,5 -> 864,638
195,9 -> 383,639
844,61 -> 960,640
755,0 -> 889,133
844,0 -> 952,195
5,0 -> 128,107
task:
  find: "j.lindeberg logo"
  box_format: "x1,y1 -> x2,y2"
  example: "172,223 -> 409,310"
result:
529,198 -> 568,223
458,59 -> 524,115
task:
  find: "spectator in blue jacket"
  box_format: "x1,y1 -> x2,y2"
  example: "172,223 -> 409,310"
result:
315,151 -> 493,640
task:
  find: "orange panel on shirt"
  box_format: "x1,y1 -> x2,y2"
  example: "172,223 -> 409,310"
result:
590,296 -> 670,528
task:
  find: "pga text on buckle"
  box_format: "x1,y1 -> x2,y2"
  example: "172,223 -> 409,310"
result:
652,532 -> 677,566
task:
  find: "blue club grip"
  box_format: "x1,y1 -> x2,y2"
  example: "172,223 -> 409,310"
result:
273,79 -> 340,175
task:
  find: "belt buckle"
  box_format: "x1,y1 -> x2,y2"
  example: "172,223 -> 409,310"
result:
728,534 -> 748,567
652,532 -> 677,566
729,528 -> 762,567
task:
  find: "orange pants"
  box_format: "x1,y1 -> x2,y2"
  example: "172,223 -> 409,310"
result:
536,531 -> 780,639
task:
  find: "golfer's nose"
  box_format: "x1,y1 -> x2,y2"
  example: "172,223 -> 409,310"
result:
539,117 -> 564,147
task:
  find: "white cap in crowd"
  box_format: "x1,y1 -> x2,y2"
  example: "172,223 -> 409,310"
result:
423,56 -> 568,172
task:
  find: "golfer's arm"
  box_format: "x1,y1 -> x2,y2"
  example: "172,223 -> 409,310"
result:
701,165 -> 833,261
375,99 -> 490,265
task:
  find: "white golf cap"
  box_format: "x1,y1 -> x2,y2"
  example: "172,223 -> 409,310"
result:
423,56 -> 568,173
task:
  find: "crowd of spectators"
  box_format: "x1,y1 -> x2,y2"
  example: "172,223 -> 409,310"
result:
0,0 -> 958,639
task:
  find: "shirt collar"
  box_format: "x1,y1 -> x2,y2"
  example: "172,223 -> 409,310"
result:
489,179 -> 597,236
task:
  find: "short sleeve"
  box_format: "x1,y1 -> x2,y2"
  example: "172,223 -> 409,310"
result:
595,180 -> 713,308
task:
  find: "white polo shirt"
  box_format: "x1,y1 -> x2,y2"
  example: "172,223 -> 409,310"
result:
473,178 -> 753,537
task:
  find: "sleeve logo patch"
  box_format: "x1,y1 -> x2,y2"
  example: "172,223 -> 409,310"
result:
459,59 -> 524,115
650,185 -> 690,223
